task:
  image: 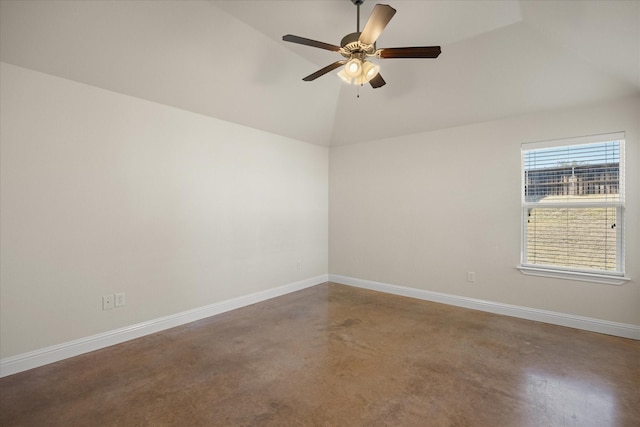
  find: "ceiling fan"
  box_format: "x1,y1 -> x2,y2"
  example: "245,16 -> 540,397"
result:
282,0 -> 441,89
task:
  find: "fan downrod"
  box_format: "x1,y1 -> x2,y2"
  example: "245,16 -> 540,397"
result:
350,0 -> 365,33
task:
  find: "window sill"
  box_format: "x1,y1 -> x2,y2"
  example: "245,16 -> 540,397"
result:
517,265 -> 630,285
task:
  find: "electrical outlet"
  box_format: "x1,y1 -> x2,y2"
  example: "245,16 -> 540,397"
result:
467,272 -> 476,283
103,295 -> 114,310
115,292 -> 126,307
297,260 -> 303,270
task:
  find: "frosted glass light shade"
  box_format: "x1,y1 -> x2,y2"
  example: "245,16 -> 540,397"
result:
345,59 -> 362,78
362,61 -> 380,81
337,68 -> 352,84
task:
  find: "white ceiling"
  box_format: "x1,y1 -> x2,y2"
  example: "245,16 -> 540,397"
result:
1,0 -> 639,146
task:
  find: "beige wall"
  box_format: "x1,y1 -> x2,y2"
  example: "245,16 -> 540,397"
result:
0,63 -> 329,358
330,96 -> 639,326
1,59 -> 638,362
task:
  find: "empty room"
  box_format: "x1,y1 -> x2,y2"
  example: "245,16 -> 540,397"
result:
0,1 -> 638,425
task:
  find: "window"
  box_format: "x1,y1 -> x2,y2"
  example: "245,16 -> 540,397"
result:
519,132 -> 629,285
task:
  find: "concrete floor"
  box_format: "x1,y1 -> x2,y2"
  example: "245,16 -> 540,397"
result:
1,283 -> 639,426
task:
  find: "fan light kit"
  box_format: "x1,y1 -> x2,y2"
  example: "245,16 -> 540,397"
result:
283,0 -> 442,89
338,59 -> 380,85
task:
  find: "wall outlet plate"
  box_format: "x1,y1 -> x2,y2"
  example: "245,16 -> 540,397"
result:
115,292 -> 126,307
103,295 -> 114,310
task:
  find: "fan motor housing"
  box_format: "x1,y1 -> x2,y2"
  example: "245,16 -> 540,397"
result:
340,32 -> 376,57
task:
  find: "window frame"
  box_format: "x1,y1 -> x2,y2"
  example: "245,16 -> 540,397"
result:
518,132 -> 630,285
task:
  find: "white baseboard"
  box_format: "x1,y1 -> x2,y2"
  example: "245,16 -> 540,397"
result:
4,273 -> 636,378
329,274 -> 640,341
0,275 -> 328,378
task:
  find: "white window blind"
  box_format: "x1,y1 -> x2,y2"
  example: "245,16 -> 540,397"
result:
521,132 -> 625,278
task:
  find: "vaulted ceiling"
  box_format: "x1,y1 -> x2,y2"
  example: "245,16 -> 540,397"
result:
1,1 -> 638,146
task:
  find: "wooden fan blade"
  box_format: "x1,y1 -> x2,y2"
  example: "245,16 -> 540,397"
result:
302,61 -> 346,81
283,34 -> 341,52
379,46 -> 442,59
359,4 -> 396,46
369,73 -> 386,88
